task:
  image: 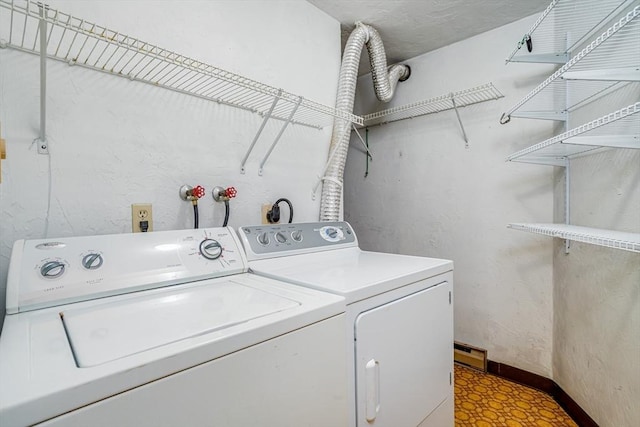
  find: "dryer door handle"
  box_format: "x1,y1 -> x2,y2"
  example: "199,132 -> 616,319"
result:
365,358 -> 380,422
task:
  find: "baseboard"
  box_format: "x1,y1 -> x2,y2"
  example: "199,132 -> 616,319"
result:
487,360 -> 599,427
487,360 -> 555,394
553,386 -> 599,427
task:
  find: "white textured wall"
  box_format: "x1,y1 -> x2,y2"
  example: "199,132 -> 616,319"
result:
344,15 -> 557,377
553,208 -> 639,427
551,23 -> 640,424
0,0 -> 340,329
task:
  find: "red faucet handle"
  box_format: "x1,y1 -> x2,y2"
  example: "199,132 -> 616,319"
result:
191,185 -> 205,199
225,187 -> 237,199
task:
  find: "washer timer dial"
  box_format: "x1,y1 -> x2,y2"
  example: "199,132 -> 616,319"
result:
40,260 -> 66,279
82,253 -> 104,270
199,239 -> 223,260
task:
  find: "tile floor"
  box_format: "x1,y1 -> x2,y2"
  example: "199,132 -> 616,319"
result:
454,364 -> 578,427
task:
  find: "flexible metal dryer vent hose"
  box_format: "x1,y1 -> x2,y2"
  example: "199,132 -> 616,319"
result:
319,22 -> 410,222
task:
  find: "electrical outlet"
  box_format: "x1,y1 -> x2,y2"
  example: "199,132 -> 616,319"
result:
132,204 -> 153,233
262,204 -> 277,224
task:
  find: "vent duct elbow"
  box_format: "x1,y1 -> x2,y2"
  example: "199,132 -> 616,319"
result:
320,22 -> 409,222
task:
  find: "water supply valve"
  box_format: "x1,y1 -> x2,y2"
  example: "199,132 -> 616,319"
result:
212,186 -> 237,228
212,186 -> 237,202
180,184 -> 206,230
179,185 -> 206,204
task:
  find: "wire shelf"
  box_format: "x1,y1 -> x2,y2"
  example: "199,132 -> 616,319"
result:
501,6 -> 640,123
362,83 -> 504,127
0,0 -> 363,129
508,223 -> 640,253
507,103 -> 640,165
506,0 -> 635,64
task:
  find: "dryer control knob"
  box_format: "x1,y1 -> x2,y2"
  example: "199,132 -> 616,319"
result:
82,253 -> 104,270
40,261 -> 66,279
320,226 -> 344,242
257,232 -> 270,246
275,232 -> 287,244
200,239 -> 223,260
291,230 -> 303,242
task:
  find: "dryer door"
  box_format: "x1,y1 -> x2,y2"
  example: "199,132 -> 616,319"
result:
354,281 -> 452,426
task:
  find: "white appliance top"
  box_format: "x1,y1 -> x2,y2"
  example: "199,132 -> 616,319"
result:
6,227 -> 246,313
238,222 -> 453,304
0,227 -> 345,426
62,279 -> 299,367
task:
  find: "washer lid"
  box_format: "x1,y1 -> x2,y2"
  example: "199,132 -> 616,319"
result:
248,248 -> 453,304
61,279 -> 300,367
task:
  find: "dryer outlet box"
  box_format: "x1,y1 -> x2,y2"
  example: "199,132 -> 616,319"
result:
262,204 -> 278,224
132,204 -> 153,233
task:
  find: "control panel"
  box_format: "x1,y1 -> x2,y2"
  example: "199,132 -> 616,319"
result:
7,227 -> 247,313
237,222 -> 358,260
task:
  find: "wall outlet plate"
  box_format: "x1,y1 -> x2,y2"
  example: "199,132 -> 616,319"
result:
131,203 -> 153,232
262,204 -> 277,224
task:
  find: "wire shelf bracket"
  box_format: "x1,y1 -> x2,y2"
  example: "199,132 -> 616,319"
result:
361,83 -> 504,147
257,96 -> 302,176
36,2 -> 48,154
0,0 -> 365,172
508,223 -> 640,253
509,53 -> 569,65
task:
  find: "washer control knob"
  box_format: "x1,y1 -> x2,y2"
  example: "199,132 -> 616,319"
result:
257,232 -> 270,246
199,239 -> 222,260
291,230 -> 303,242
275,232 -> 287,244
327,228 -> 338,239
40,261 -> 66,279
82,253 -> 104,270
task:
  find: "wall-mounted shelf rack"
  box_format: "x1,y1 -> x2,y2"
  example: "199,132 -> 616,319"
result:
0,0 -> 363,174
363,83 -> 503,127
508,223 -> 640,253
507,102 -> 640,165
361,83 -> 503,148
501,6 -> 639,124
504,0 -> 639,254
506,0 -> 635,64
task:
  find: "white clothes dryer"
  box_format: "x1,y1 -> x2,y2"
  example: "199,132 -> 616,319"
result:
238,221 -> 455,427
0,227 -> 348,427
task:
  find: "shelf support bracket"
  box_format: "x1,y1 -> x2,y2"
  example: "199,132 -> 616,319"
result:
258,96 -> 302,176
451,95 -> 469,148
352,125 -> 373,159
507,53 -> 569,64
240,89 -> 282,174
34,3 -> 48,155
564,158 -> 571,254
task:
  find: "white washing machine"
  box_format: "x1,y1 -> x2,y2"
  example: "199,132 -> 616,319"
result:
237,221 -> 454,427
0,227 -> 348,427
